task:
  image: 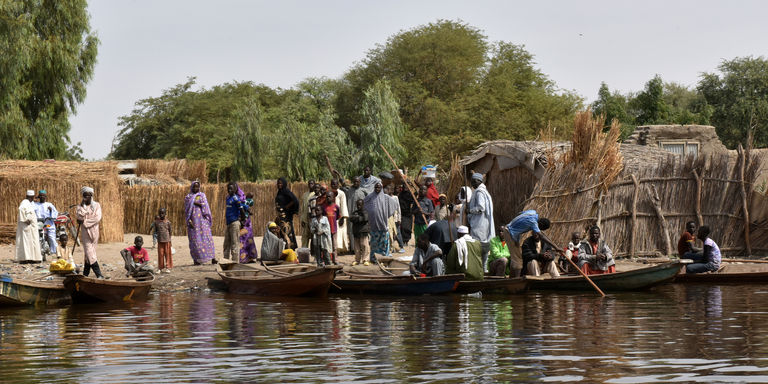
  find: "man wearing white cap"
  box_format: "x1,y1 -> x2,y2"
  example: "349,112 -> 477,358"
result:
16,190 -> 42,263
77,186 -> 104,278
35,189 -> 58,255
467,173 -> 494,273
446,225 -> 484,280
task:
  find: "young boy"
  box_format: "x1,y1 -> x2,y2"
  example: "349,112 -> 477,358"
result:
349,199 -> 370,266
56,233 -> 73,263
322,190 -> 340,265
155,208 -> 173,273
148,215 -> 160,249
122,235 -> 150,265
310,206 -> 332,267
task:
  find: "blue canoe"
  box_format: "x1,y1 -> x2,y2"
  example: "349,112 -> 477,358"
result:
0,275 -> 71,306
330,273 -> 465,295
527,261 -> 684,291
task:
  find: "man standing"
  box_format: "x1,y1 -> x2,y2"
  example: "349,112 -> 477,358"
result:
223,182 -> 244,261
330,179 -> 350,254
16,190 -> 41,263
467,173 -> 494,273
77,186 -> 103,278
35,190 -> 58,255
503,210 -> 553,278
364,182 -> 395,263
359,166 -> 381,196
398,183 -> 415,246
299,179 -> 316,248
413,185 -> 435,240
344,176 -> 365,253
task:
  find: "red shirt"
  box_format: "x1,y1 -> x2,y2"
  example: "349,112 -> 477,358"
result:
323,203 -> 340,234
126,245 -> 150,263
678,231 -> 695,256
426,184 -> 441,207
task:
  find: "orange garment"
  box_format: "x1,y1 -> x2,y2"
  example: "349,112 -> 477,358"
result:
580,263 -> 615,275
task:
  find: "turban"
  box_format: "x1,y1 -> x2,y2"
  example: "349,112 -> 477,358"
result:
38,190 -> 46,195
457,225 -> 469,234
471,173 -> 483,181
81,186 -> 94,194
26,190 -> 35,197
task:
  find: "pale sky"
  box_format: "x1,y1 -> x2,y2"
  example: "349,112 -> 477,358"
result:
70,0 -> 768,159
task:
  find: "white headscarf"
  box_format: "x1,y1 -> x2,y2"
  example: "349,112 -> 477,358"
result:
81,186 -> 94,194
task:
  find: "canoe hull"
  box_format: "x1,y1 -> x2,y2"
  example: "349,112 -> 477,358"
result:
455,277 -> 529,294
63,275 -> 154,304
218,264 -> 340,297
331,274 -> 464,295
674,271 -> 768,283
0,277 -> 71,307
528,262 -> 683,291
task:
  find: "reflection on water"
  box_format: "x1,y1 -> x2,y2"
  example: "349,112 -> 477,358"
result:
1,285 -> 768,382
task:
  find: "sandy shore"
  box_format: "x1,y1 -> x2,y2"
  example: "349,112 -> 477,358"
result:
0,233 -> 417,292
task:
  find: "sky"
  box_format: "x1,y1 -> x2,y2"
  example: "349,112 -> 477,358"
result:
69,0 -> 768,159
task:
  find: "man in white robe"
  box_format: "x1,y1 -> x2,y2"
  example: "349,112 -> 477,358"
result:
77,186 -> 104,278
468,173 -> 495,273
16,190 -> 42,263
331,179 -> 350,253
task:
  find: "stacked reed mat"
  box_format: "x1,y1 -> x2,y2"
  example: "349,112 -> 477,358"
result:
135,159 -> 207,183
122,181 -> 311,238
0,160 -> 124,243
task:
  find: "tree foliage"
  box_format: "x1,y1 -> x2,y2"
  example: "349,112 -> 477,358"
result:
353,80 -> 405,171
0,0 -> 98,159
699,56 -> 768,148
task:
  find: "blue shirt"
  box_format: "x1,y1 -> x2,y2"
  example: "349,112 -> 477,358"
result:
506,210 -> 540,243
225,195 -> 243,224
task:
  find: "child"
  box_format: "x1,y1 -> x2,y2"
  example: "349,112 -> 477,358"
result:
155,208 -> 173,273
122,235 -> 150,264
148,215 -> 159,249
244,192 -> 254,218
349,199 -> 370,266
56,233 -> 75,265
322,190 -> 340,265
310,206 -> 332,267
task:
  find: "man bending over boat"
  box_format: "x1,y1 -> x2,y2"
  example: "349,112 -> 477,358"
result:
577,226 -> 615,275
684,226 -> 721,274
502,210 -> 554,277
410,233 -> 445,277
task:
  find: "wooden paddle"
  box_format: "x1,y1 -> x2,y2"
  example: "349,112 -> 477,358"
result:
380,145 -> 428,225
552,244 -> 605,297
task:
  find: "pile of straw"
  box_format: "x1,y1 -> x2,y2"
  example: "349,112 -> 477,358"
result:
0,223 -> 15,244
0,160 -> 124,243
560,110 -> 624,189
122,181 -> 310,238
135,159 -> 208,182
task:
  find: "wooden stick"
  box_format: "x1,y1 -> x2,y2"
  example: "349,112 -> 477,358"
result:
630,174 -> 639,259
380,145 -> 428,225
70,222 -> 81,260
738,145 -> 752,256
693,169 -> 704,226
554,246 -> 605,297
648,185 -> 672,256
721,258 -> 768,264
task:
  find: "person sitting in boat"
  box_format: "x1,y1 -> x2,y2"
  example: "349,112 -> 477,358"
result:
677,221 -> 701,259
446,226 -> 484,280
261,222 -> 286,263
560,231 -> 582,273
577,226 -> 615,275
410,233 -> 445,277
503,210 -> 555,277
685,225 -> 721,274
488,226 -> 511,277
522,231 -> 560,277
121,236 -> 150,265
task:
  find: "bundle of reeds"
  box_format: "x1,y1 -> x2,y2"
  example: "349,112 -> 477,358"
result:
0,160 -> 124,242
445,154 -> 464,202
0,223 -> 15,244
135,159 -> 208,182
560,110 -> 624,188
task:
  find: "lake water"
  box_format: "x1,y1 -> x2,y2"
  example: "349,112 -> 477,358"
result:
2,285 -> 768,383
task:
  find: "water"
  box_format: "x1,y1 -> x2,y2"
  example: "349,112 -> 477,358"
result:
2,285 -> 768,383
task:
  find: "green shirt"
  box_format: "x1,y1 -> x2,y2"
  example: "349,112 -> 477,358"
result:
488,236 -> 510,275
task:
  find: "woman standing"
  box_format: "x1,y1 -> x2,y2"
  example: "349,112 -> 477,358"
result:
185,181 -> 217,265
237,184 -> 258,263
275,177 -> 299,249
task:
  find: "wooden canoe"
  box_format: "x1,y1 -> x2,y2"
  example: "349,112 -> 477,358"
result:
63,274 -> 154,304
0,275 -> 71,307
217,263 -> 341,297
527,261 -> 684,291
331,273 -> 465,295
674,262 -> 768,283
454,277 -> 529,294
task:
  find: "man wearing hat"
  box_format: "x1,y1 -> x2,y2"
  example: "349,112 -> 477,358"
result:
446,225 -> 484,280
16,190 -> 42,263
77,186 -> 104,278
467,173 -> 495,273
35,190 -> 59,255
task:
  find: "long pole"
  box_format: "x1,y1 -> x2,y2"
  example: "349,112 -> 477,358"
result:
556,245 -> 605,297
380,145 -> 428,225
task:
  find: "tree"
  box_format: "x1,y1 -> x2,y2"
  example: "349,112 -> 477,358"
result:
231,100 -> 264,181
353,80 -> 405,171
0,0 -> 98,159
663,82 -> 711,125
630,75 -> 669,125
592,82 -> 628,127
698,56 -> 768,148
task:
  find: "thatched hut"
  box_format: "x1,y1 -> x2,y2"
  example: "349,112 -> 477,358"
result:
0,160 -> 124,242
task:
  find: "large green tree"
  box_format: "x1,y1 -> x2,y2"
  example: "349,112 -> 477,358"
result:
699,56 -> 768,148
353,80 -> 405,172
0,0 -> 98,159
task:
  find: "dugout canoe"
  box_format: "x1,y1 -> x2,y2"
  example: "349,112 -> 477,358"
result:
674,261 -> 768,283
331,272 -> 465,295
527,261 -> 684,291
454,277 -> 529,294
0,275 -> 71,307
217,263 -> 341,297
63,274 -> 154,304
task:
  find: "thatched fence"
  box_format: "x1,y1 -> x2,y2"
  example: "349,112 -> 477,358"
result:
524,148 -> 766,257
0,160 -> 124,243
121,181 -> 310,238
